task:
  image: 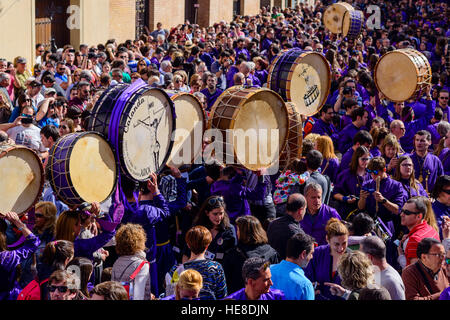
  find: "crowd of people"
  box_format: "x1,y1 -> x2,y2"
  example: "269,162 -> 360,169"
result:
0,0 -> 449,301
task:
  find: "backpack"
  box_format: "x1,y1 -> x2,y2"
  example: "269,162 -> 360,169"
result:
164,264 -> 186,297
119,260 -> 150,300
17,278 -> 48,300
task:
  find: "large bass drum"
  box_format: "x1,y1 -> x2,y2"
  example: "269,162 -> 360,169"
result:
323,2 -> 355,34
342,9 -> 364,38
268,48 -> 331,116
87,80 -> 176,181
374,49 -> 432,102
207,86 -> 289,171
0,144 -> 44,215
165,90 -> 206,167
47,132 -> 117,207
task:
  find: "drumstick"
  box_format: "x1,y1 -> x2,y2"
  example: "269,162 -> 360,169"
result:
376,176 -> 381,213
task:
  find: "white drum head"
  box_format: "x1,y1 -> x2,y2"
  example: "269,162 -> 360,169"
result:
0,147 -> 43,214
122,89 -> 174,180
323,2 -> 354,34
69,133 -> 117,203
166,93 -> 205,167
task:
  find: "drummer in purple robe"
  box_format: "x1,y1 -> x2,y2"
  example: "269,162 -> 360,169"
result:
392,156 -> 428,199
338,107 -> 369,154
338,130 -> 373,172
304,218 -> 350,301
358,157 -> 408,237
430,175 -> 450,238
333,146 -> 372,219
410,130 -> 444,193
310,105 -> 339,141
300,183 -> 341,246
200,73 -> 223,112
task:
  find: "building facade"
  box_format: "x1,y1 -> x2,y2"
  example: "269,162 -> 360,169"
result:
0,0 -> 289,64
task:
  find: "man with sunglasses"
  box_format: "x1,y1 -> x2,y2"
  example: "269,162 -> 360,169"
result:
68,81 -> 91,112
401,237 -> 448,300
397,197 -> 440,269
358,157 -> 407,238
54,61 -> 72,91
437,89 -> 449,122
47,270 -> 81,300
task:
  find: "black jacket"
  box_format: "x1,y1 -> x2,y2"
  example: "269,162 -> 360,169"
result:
222,243 -> 279,293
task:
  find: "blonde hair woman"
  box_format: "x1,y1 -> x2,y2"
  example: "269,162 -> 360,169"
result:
161,269 -> 203,300
315,135 -> 340,183
112,224 -> 151,300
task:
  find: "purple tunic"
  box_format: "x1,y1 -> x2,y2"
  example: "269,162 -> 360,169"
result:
432,200 -> 450,239
410,152 -> 444,192
304,244 -> 345,301
338,123 -> 361,154
210,174 -> 267,222
426,123 -> 441,146
370,146 -> 381,158
360,177 -> 408,231
300,205 -> 342,246
320,157 -> 340,184
311,118 -> 339,141
398,178 -> 428,199
338,147 -> 354,172
225,287 -> 285,300
200,88 -> 223,111
439,148 -> 450,176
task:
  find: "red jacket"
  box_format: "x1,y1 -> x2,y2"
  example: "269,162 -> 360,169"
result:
405,220 -> 440,266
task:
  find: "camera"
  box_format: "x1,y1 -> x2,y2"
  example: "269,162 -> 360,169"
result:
343,87 -> 353,95
21,116 -> 33,124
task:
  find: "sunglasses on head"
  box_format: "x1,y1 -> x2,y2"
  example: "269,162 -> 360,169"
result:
401,209 -> 421,216
48,285 -> 69,293
208,196 -> 224,206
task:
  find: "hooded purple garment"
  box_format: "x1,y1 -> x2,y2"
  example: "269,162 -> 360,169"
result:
225,287 -> 285,300
210,174 -> 267,222
300,205 -> 342,246
304,244 -> 345,301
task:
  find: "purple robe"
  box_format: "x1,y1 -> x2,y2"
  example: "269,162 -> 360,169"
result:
432,200 -> 449,239
225,287 -> 285,300
338,123 -> 362,154
410,152 -> 444,193
439,148 -> 450,176
370,146 -> 381,158
338,147 -> 354,172
398,178 -> 428,198
304,244 -> 345,301
200,88 -> 223,111
340,114 -> 352,130
360,177 -> 408,234
300,205 -> 342,246
254,69 -> 268,86
321,157 -> 340,184
334,168 -> 372,217
311,118 -> 339,141
426,123 -> 441,146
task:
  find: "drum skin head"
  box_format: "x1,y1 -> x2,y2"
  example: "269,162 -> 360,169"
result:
288,52 -> 331,116
0,146 -> 43,215
68,133 -> 117,204
209,87 -> 288,170
120,88 -> 174,180
323,2 -> 354,34
375,49 -> 431,102
165,92 -> 205,168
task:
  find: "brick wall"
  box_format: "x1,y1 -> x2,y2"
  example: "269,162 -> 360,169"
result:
149,0 -> 185,32
241,0 -> 261,16
109,0 -> 136,42
198,0 -> 234,28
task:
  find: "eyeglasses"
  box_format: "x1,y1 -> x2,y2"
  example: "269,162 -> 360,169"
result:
35,213 -> 44,218
442,189 -> 450,195
360,157 -> 371,162
20,113 -> 32,117
366,169 -> 380,174
439,96 -> 449,100
426,253 -> 445,259
400,208 -> 421,216
60,125 -> 68,130
48,285 -> 69,293
401,163 -> 413,167
208,196 -> 225,206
